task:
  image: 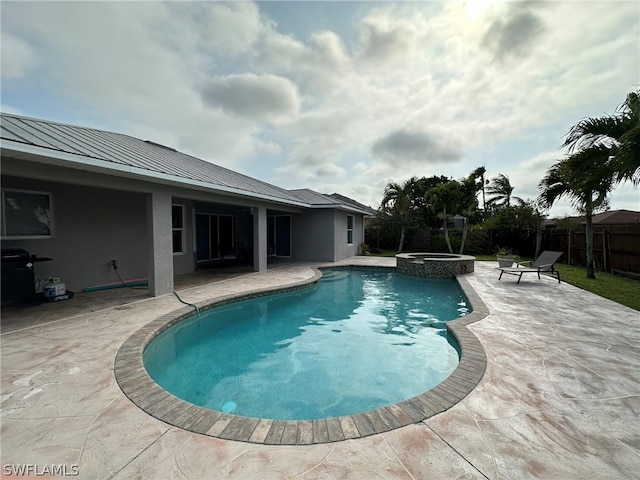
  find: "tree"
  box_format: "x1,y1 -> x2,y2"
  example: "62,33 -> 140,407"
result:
482,201 -> 540,256
616,91 -> 640,184
458,169 -> 485,253
411,175 -> 450,227
563,90 -> 640,186
425,170 -> 480,254
470,166 -> 487,211
486,173 -> 521,209
425,181 -> 460,253
538,146 -> 614,279
517,198 -> 545,258
381,177 -> 419,253
541,90 -> 640,278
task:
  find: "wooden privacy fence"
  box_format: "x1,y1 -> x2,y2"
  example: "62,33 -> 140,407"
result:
543,224 -> 640,276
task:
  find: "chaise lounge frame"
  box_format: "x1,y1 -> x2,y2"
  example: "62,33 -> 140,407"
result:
498,251 -> 563,284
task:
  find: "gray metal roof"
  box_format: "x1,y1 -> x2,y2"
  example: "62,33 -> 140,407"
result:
327,192 -> 377,216
0,113 -> 304,205
288,189 -> 375,215
288,188 -> 343,206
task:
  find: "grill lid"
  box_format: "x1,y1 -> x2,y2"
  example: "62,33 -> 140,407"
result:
1,249 -> 31,262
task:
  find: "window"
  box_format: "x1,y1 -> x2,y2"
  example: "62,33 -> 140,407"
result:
172,204 -> 185,254
2,189 -> 53,239
347,215 -> 354,245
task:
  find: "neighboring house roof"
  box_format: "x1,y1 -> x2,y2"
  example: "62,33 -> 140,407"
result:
0,113 -> 307,206
543,209 -> 640,227
591,209 -> 640,225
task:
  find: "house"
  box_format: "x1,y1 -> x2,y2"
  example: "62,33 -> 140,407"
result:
0,113 -> 373,297
543,209 -> 640,232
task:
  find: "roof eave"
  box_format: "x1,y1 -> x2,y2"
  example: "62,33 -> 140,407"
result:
305,203 -> 373,215
1,140 -> 311,208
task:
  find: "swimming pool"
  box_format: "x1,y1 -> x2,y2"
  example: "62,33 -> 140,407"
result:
143,269 -> 469,420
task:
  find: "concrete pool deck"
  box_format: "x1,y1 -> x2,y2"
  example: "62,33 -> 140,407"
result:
1,258 -> 639,479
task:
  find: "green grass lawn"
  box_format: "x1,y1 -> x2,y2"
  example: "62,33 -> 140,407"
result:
368,251 -> 640,311
553,263 -> 640,311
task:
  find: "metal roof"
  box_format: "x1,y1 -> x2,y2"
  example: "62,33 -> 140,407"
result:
287,189 -> 373,215
0,113 -> 304,205
288,188 -> 343,206
326,192 -> 377,216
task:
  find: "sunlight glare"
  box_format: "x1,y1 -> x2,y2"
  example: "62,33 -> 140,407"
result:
465,0 -> 497,20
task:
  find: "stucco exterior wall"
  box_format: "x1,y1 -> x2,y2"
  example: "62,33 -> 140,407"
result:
1,176 -> 148,292
171,199 -> 195,276
333,210 -> 363,260
292,210 -> 335,261
292,210 -> 364,262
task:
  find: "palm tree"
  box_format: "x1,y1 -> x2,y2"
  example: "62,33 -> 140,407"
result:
470,166 -> 487,211
564,90 -> 640,185
542,90 -> 639,279
616,91 -> 640,184
486,174 -> 521,209
381,177 -> 418,253
538,146 -> 614,279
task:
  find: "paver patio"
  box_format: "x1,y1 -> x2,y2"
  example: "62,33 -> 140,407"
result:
1,258 -> 638,479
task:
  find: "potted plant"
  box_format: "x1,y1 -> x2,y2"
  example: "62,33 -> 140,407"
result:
496,247 -> 516,267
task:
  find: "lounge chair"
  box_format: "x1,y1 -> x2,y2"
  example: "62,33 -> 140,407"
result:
498,250 -> 563,284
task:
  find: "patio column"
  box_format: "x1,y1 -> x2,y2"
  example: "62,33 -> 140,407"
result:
146,191 -> 174,296
253,206 -> 267,272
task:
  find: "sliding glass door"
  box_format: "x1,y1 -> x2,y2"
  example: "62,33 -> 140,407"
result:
196,213 -> 236,262
267,215 -> 291,257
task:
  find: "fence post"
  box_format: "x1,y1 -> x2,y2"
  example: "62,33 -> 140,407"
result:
568,229 -> 573,265
603,229 -> 610,273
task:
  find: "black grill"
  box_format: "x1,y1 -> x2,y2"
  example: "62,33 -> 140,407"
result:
1,249 -> 50,305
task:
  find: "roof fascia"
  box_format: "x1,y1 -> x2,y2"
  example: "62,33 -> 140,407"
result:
304,203 -> 372,215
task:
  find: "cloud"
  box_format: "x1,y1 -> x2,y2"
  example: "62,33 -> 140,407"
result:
1,33 -> 38,79
275,160 -> 348,186
0,104 -> 23,115
356,14 -> 420,65
509,150 -> 561,201
371,129 -> 462,164
0,0 -> 637,215
482,8 -> 545,59
315,163 -> 347,179
253,29 -> 350,97
201,73 -> 300,120
197,2 -> 267,56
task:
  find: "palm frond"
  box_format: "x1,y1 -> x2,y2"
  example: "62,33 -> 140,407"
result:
562,117 -> 624,153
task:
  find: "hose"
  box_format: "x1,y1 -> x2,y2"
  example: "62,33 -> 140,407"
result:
173,291 -> 201,318
113,265 -> 147,290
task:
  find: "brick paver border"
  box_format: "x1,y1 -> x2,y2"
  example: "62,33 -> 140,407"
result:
114,267 -> 488,445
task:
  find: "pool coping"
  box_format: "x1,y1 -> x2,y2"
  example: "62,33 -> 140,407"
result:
114,266 -> 488,445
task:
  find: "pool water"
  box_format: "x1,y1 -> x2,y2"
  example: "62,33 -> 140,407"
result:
144,269 -> 470,420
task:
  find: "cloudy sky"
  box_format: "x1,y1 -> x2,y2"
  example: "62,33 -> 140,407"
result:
2,1 -> 638,216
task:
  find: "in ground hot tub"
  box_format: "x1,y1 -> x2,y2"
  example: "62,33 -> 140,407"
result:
396,253 -> 475,278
